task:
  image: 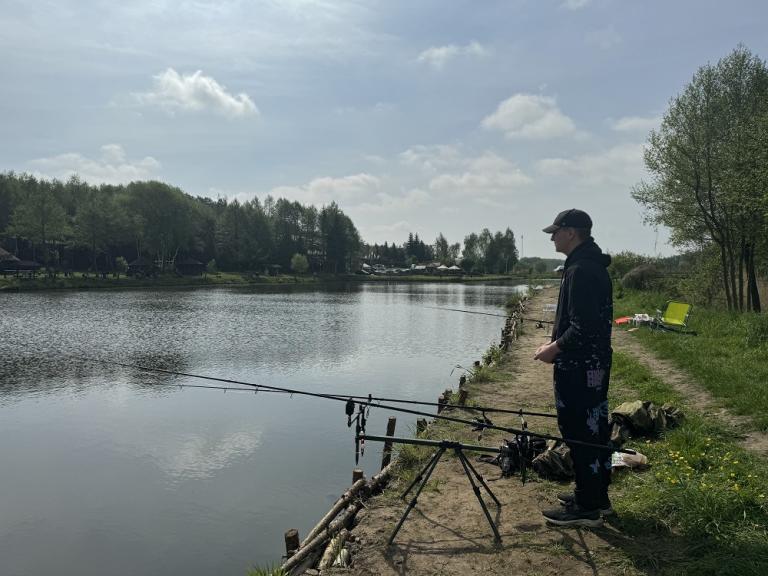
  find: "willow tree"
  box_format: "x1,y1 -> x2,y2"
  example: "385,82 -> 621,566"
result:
634,46 -> 768,311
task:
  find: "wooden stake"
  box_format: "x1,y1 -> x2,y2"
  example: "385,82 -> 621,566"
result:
352,468 -> 364,484
284,528 -> 299,559
381,417 -> 397,470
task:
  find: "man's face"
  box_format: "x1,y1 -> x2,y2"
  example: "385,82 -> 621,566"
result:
550,227 -> 573,255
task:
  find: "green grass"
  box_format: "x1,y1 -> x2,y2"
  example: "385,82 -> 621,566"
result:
0,271 -> 321,291
607,351 -> 768,575
614,289 -> 768,430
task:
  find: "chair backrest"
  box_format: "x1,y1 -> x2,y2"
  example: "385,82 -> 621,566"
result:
661,301 -> 691,327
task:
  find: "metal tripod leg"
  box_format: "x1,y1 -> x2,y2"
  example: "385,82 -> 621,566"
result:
455,448 -> 502,544
457,448 -> 501,506
399,446 -> 444,500
388,446 -> 446,545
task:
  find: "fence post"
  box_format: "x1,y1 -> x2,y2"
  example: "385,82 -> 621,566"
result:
381,417 -> 397,469
284,528 -> 299,559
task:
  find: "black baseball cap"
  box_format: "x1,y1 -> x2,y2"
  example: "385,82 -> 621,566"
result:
542,209 -> 593,233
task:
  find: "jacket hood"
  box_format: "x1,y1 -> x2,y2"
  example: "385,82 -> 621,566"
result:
565,238 -> 612,268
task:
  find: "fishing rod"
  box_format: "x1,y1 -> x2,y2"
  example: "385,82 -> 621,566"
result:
424,305 -> 555,325
65,353 -> 634,460
5,344 -> 555,420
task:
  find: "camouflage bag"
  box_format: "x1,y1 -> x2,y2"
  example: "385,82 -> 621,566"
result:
531,440 -> 574,480
610,400 -> 685,445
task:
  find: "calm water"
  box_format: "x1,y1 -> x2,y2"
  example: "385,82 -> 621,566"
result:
0,282 -> 522,576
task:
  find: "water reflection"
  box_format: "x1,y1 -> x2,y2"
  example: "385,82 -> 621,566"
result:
0,282 -> 523,575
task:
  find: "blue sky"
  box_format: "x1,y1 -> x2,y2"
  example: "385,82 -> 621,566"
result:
1,0 -> 766,257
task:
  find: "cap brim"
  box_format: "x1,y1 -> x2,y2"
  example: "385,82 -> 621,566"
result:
542,224 -> 560,233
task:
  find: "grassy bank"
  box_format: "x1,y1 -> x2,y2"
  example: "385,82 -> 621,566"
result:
607,350 -> 768,575
0,272 -> 319,292
0,272 -> 554,292
614,289 -> 768,430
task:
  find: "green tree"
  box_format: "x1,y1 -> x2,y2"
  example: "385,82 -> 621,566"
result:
433,233 -> 449,263
9,177 -> 70,264
634,46 -> 768,311
290,253 -> 309,275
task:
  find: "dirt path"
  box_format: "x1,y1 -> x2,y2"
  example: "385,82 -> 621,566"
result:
612,331 -> 768,457
332,288 -> 637,576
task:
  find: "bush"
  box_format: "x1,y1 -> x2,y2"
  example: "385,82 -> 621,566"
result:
621,264 -> 660,290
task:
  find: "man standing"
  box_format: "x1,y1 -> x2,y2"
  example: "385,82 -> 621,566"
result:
534,209 -> 613,527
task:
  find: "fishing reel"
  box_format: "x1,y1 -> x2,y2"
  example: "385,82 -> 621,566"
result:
346,395 -> 372,464
471,411 -> 494,441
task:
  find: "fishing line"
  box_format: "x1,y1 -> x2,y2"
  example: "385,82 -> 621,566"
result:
423,305 -> 555,324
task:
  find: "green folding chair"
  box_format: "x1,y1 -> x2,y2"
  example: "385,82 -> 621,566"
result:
653,301 -> 695,334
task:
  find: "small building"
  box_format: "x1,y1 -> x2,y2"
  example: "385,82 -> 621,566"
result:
0,247 -> 20,274
175,257 -> 205,276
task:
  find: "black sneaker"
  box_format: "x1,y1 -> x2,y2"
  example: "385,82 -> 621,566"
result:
542,504 -> 603,528
556,492 -> 614,516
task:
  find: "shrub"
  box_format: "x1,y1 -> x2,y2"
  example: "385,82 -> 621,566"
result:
621,264 -> 660,290
745,314 -> 768,348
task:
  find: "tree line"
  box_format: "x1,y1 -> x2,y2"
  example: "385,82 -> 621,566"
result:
635,46 -> 767,312
0,173 -> 361,274
0,172 -> 520,275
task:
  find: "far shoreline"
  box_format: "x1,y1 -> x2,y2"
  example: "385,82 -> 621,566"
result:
0,272 -> 557,294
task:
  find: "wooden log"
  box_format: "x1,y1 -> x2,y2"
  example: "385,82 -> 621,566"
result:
281,504 -> 360,574
300,478 -> 366,549
368,461 -> 395,492
317,528 -> 349,570
381,417 -> 397,470
284,528 -> 300,559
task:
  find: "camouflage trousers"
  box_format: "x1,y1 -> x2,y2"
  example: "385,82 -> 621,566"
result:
553,364 -> 612,511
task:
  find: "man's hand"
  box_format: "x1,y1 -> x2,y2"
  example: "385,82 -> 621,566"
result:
534,341 -> 561,364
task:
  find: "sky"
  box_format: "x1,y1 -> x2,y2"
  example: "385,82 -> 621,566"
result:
1,0 -> 766,258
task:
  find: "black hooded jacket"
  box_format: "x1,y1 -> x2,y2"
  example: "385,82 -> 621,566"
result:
552,238 -> 613,369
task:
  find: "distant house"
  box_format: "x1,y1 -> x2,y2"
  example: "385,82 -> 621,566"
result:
0,247 -> 20,273
175,257 -> 205,276
127,256 -> 158,278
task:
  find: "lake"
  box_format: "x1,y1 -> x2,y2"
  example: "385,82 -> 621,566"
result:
0,282 -> 523,576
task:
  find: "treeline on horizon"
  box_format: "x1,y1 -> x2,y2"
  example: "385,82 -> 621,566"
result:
0,172 -> 520,275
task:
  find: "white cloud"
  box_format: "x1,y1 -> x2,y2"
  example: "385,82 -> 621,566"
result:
611,115 -> 661,133
417,41 -> 487,69
535,142 -> 647,186
132,68 -> 258,118
269,173 -> 381,206
586,26 -> 622,50
356,187 -> 432,214
562,0 -> 592,9
28,144 -> 161,185
399,144 -> 461,172
429,152 -> 532,198
482,94 -> 576,140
